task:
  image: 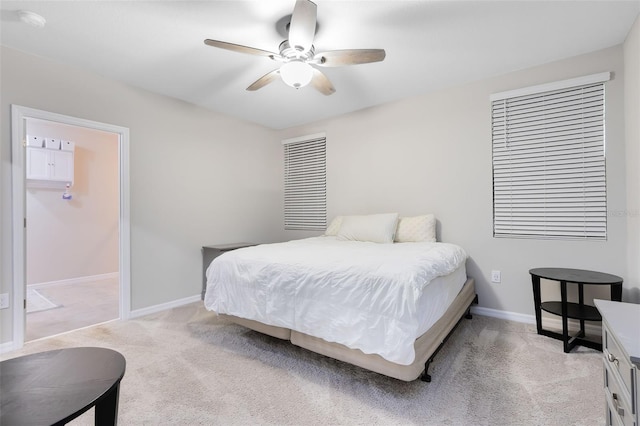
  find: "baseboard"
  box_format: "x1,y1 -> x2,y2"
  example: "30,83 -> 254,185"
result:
0,340 -> 18,354
3,298 -> 600,352
471,306 -> 535,324
28,272 -> 119,289
470,305 -> 603,336
130,294 -> 201,319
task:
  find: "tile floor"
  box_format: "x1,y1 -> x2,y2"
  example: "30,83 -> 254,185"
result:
26,277 -> 119,341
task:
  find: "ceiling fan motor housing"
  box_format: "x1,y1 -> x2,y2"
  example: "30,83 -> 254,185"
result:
279,40 -> 315,61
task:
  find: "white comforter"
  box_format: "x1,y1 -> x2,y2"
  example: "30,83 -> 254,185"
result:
204,236 -> 467,365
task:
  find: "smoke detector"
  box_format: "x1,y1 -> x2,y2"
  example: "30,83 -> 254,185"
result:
18,10 -> 46,28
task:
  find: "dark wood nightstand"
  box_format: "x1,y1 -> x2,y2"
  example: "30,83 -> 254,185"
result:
202,243 -> 256,299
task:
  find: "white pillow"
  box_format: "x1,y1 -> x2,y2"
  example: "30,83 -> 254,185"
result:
394,214 -> 436,243
324,216 -> 343,236
337,213 -> 399,243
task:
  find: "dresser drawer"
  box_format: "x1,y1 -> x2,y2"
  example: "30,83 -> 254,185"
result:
605,360 -> 635,426
607,401 -> 625,426
604,325 -> 636,398
596,300 -> 640,426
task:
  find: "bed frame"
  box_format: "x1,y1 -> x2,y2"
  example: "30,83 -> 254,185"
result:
221,277 -> 477,382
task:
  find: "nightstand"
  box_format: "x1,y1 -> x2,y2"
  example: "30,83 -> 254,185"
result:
201,243 -> 255,299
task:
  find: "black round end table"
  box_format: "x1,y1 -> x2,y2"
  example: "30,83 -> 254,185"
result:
529,267 -> 623,353
0,347 -> 126,425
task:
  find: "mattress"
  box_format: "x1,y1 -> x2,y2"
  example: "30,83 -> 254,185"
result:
414,264 -> 467,337
204,236 -> 467,365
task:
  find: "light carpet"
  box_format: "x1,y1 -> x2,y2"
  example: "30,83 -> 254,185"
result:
2,302 -> 604,425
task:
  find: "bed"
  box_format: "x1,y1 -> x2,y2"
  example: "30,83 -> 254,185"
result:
203,213 -> 477,382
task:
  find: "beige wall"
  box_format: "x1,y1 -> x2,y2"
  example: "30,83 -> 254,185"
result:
278,45 -> 631,315
624,15 -> 640,303
1,46 -> 282,345
25,120 -> 119,284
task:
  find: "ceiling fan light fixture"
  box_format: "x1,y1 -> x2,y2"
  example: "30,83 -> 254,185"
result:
280,61 -> 313,89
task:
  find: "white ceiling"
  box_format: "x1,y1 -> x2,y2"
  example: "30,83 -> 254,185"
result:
1,1 -> 638,129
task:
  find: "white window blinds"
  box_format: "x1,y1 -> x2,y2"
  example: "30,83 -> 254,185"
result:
491,73 -> 610,240
283,133 -> 326,231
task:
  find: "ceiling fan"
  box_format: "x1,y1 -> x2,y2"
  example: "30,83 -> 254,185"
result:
204,0 -> 386,95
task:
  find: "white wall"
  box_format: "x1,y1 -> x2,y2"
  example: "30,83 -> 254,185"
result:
1,46 -> 282,345
2,36 -> 637,346
277,45 -> 631,316
624,15 -> 640,303
26,121 -> 119,284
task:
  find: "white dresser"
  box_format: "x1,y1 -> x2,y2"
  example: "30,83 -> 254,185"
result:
595,300 -> 640,426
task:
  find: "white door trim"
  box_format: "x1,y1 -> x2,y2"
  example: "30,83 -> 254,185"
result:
10,105 -> 131,351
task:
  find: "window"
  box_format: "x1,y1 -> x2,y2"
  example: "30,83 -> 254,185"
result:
283,133 -> 326,231
491,72 -> 610,240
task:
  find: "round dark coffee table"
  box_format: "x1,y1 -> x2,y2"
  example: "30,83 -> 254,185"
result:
0,347 -> 126,425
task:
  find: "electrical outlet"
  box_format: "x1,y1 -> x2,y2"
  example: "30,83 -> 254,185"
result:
0,293 -> 9,309
491,270 -> 501,283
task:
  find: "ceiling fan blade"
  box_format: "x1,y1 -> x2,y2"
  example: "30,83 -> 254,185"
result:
204,39 -> 280,59
313,49 -> 386,67
310,68 -> 335,96
288,0 -> 317,53
246,69 -> 281,91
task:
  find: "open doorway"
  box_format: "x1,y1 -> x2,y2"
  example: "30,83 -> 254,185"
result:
11,105 -> 130,350
24,119 -> 120,341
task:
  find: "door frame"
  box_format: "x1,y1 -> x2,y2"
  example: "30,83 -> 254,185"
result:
10,104 -> 131,350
